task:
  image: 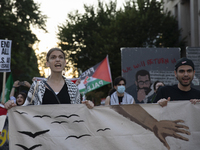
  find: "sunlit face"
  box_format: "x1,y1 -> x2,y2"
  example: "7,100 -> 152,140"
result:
16,94 -> 25,106
174,65 -> 195,87
46,50 -> 66,73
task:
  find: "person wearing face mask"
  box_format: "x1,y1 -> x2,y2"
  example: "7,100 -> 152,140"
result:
105,76 -> 135,105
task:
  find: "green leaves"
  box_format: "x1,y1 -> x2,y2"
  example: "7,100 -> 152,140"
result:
0,0 -> 47,83
57,0 -> 185,81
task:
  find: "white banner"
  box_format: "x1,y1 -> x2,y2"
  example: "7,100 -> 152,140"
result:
0,40 -> 12,72
8,101 -> 200,150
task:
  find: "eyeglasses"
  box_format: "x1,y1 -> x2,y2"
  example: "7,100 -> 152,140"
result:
138,80 -> 150,86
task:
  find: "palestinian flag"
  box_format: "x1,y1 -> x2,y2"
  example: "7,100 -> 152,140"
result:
78,55 -> 112,95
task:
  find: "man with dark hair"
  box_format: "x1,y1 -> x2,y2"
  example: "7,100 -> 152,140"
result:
154,57 -> 200,107
105,76 -> 135,105
126,70 -> 153,103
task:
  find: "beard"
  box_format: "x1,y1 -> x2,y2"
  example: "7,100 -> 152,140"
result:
177,76 -> 193,87
137,86 -> 151,95
179,81 -> 191,87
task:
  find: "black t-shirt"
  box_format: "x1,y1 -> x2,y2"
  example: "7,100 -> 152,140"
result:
153,85 -> 200,103
118,96 -> 123,104
42,83 -> 70,104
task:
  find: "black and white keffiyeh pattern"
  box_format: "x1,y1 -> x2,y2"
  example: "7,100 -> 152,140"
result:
24,76 -> 80,106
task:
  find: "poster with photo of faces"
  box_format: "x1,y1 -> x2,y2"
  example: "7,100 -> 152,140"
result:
121,48 -> 180,103
0,40 -> 12,72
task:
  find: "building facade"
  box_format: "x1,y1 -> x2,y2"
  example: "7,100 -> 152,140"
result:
163,0 -> 200,55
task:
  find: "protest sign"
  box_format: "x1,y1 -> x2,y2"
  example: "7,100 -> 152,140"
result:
186,47 -> 200,87
0,40 -> 12,72
121,48 -> 180,103
3,101 -> 200,150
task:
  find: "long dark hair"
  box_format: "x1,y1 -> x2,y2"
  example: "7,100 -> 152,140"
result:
16,92 -> 27,106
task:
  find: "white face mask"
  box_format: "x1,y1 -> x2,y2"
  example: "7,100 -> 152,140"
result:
117,85 -> 125,94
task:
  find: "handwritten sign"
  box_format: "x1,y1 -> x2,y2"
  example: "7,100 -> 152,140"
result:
123,58 -> 177,74
0,40 -> 12,72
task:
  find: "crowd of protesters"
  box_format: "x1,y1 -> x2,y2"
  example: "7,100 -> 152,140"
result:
1,49 -> 199,109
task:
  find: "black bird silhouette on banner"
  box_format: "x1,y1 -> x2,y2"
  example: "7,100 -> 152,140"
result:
15,144 -> 42,150
33,115 -> 51,118
97,128 -> 111,132
14,110 -> 27,115
51,121 -> 68,124
73,120 -> 84,123
18,129 -> 50,138
55,114 -> 79,118
65,134 -> 91,140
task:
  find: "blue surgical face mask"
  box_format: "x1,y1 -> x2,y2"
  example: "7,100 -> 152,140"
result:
117,85 -> 125,94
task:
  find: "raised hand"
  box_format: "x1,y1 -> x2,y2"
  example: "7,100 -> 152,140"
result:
13,80 -> 20,88
23,81 -> 31,88
137,89 -> 146,102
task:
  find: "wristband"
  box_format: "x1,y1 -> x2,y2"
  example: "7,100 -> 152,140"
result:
12,86 -> 16,88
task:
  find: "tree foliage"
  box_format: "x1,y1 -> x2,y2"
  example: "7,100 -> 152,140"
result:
57,0 -> 185,99
0,0 -> 47,90
58,0 -> 185,79
36,51 -> 47,77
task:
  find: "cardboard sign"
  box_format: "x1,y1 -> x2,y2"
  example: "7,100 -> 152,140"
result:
0,40 -> 12,72
121,48 -> 180,103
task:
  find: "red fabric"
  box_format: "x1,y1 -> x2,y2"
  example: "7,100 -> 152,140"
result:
0,107 -> 7,115
69,78 -> 78,84
92,56 -> 112,82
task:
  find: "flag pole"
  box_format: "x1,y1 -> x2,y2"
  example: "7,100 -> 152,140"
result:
107,55 -> 113,88
2,72 -> 6,104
